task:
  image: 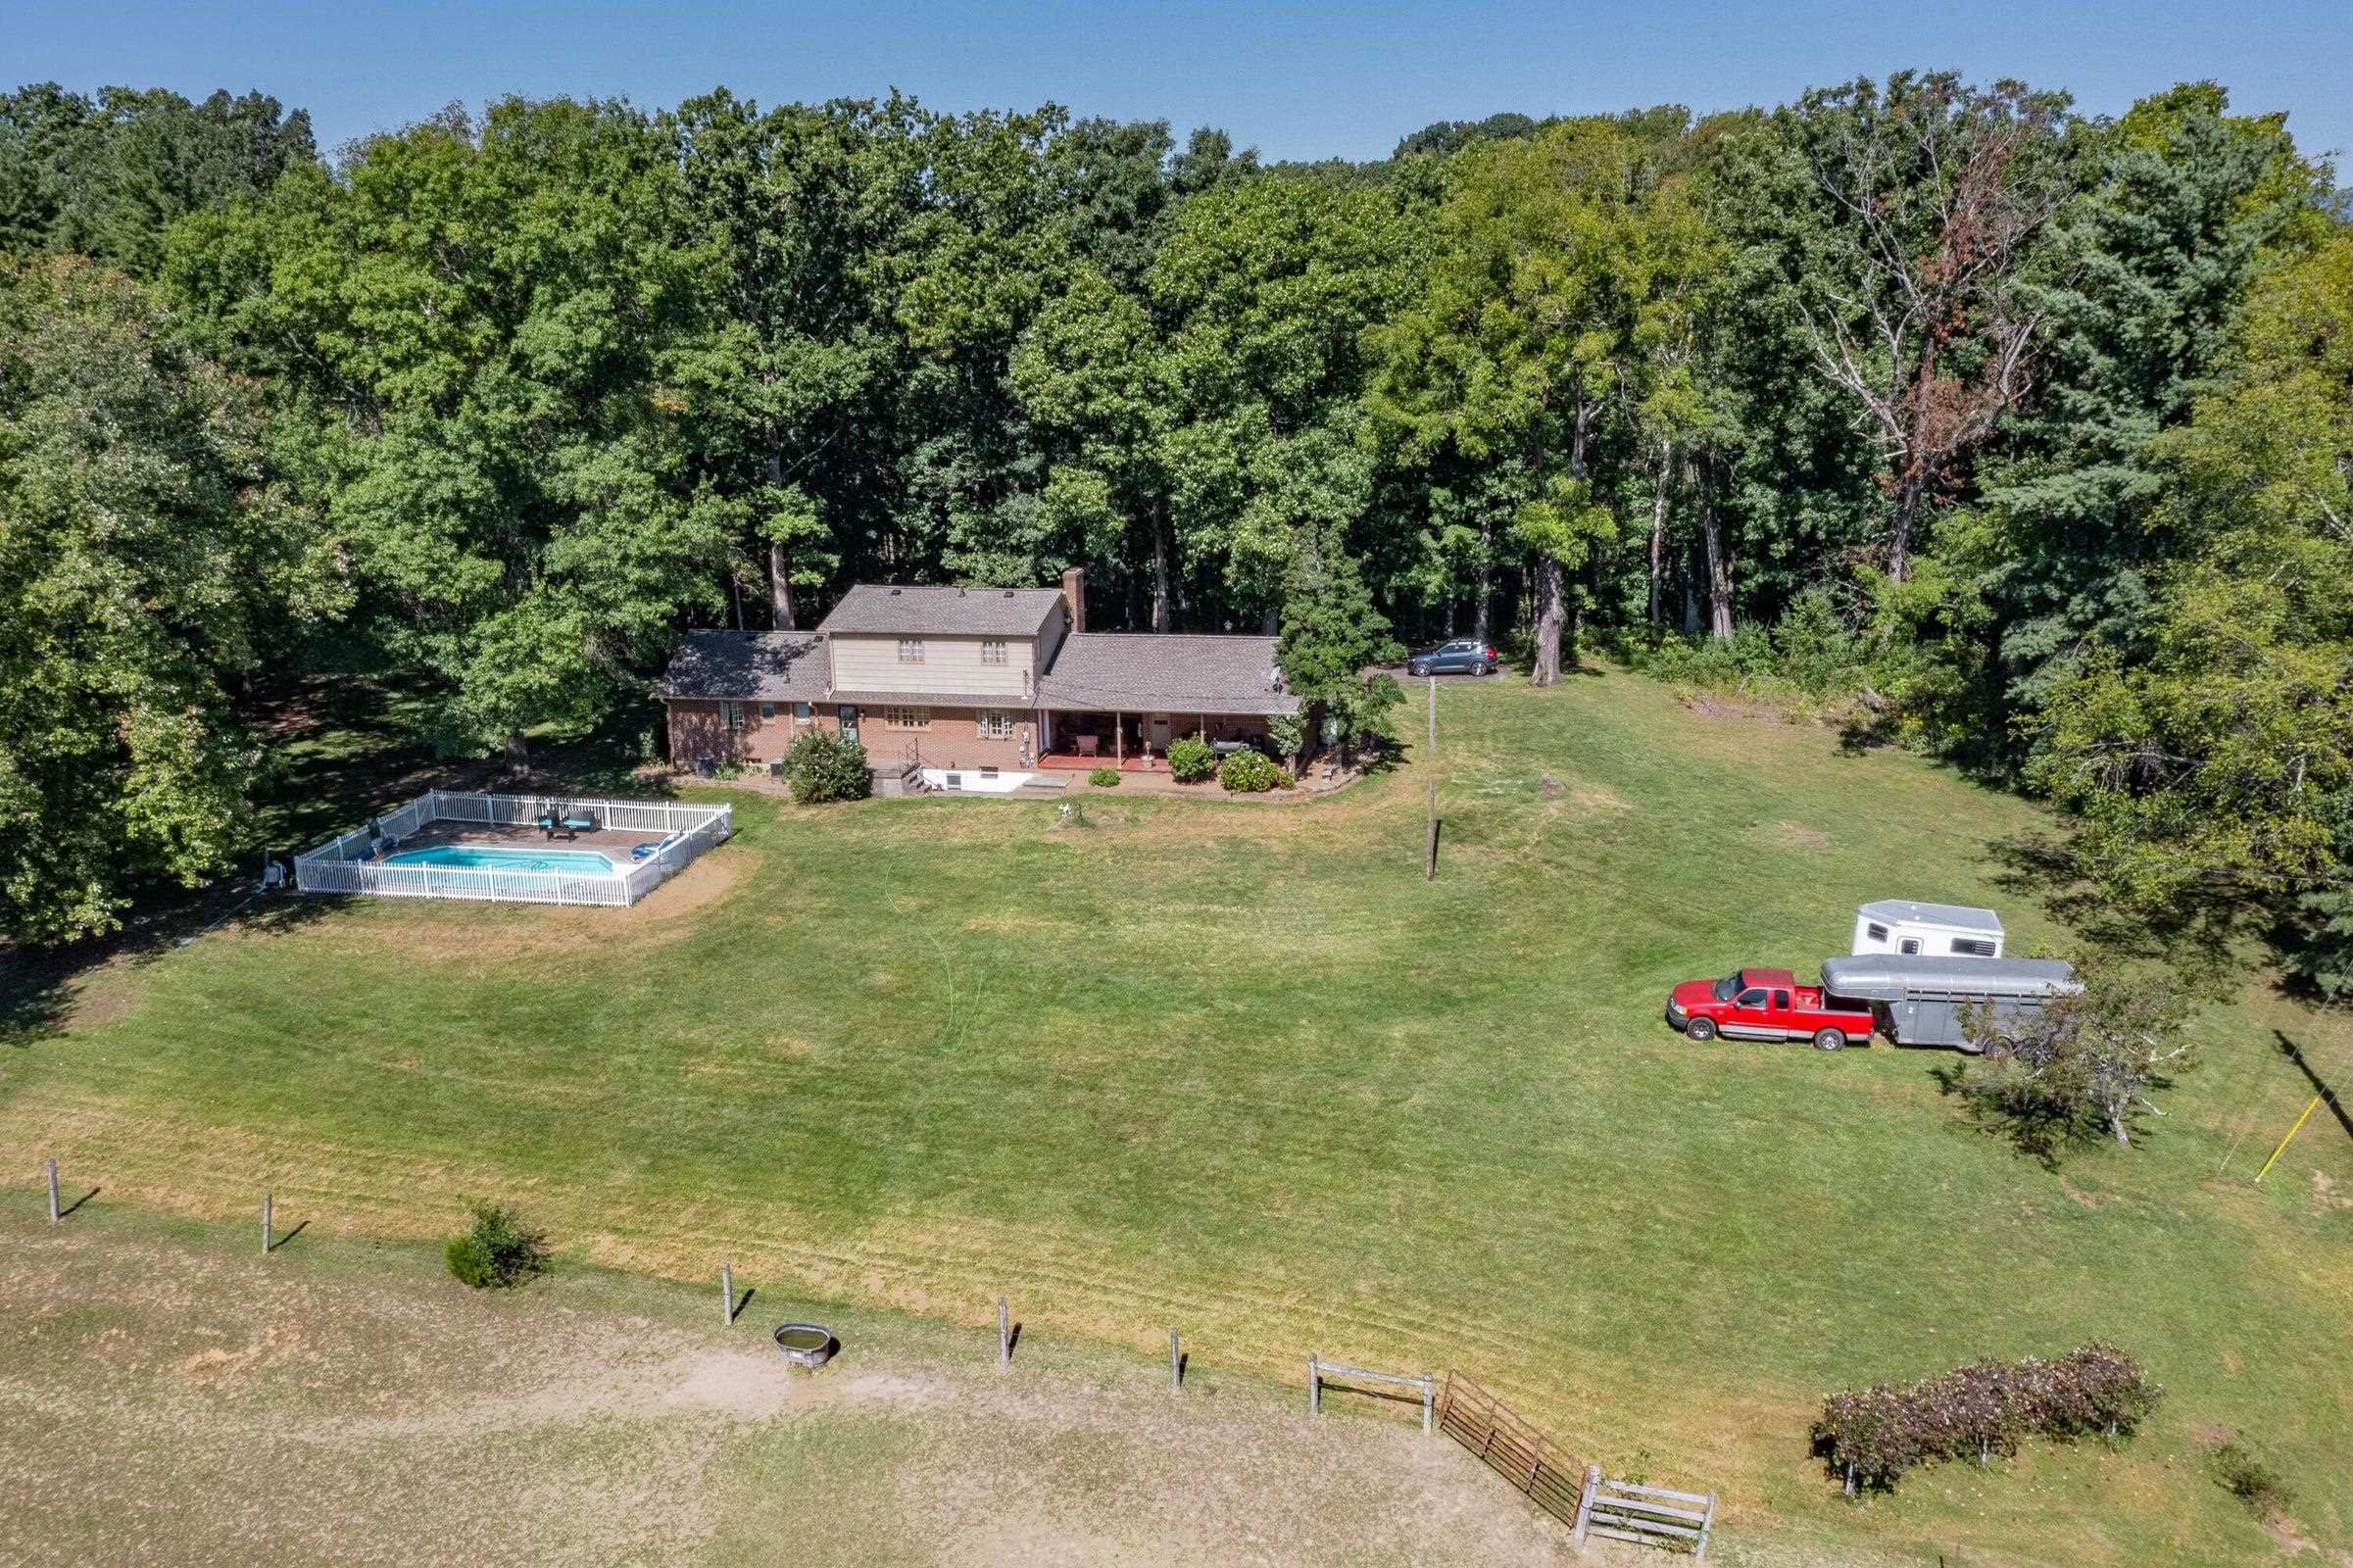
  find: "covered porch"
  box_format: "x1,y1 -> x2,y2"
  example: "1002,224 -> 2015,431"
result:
1036,708 -> 1276,771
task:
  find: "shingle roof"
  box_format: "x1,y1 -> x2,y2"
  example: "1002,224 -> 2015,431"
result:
657,630 -> 830,702
1034,633 -> 1300,716
817,584 -> 1065,637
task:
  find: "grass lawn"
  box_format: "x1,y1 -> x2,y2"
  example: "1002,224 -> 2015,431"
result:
4,666 -> 2348,1564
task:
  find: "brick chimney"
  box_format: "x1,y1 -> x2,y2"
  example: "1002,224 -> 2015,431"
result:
1059,566 -> 1087,634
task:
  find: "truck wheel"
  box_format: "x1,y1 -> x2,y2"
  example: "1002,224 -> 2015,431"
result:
1686,1017 -> 1717,1042
1812,1027 -> 1846,1052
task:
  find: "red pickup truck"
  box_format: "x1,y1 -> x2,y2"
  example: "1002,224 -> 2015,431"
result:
1665,967 -> 1874,1051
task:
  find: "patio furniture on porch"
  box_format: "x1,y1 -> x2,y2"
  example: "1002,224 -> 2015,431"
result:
1074,734 -> 1099,757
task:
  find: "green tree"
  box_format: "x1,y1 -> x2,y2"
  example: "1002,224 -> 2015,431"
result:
2029,234 -> 2353,914
1,83 -> 314,271
1371,121 -> 1654,683
1964,85 -> 2324,728
0,259 -> 337,943
168,99 -> 725,767
1276,523 -> 1402,759
665,90 -> 917,627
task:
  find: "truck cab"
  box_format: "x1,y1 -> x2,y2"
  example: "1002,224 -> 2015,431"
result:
1666,966 -> 1876,1051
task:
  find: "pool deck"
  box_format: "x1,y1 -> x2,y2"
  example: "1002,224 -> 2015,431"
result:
393,820 -> 669,858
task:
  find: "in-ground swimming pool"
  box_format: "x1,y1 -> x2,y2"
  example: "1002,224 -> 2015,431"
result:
381,845 -> 618,875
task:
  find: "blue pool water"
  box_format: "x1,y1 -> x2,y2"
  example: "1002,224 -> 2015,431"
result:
382,845 -> 618,875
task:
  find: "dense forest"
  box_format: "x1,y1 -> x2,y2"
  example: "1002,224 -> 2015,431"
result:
2,74 -> 2347,993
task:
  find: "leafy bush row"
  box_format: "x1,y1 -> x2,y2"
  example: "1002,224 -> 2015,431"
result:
1813,1345 -> 2160,1494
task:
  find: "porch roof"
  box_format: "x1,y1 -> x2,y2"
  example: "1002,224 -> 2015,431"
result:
1034,633 -> 1300,717
658,630 -> 829,702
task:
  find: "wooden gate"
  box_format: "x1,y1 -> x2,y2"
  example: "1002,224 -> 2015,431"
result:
1434,1372 -> 1586,1530
1575,1467 -> 1718,1559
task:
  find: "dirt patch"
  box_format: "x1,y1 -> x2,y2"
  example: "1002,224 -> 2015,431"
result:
1684,691 -> 1783,724
0,1212 -> 1591,1568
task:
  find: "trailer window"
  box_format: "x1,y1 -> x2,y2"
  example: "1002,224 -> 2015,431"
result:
1898,937 -> 1922,956
1951,938 -> 1995,957
1866,921 -> 1888,942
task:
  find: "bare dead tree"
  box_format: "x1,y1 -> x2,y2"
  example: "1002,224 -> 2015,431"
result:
1794,74 -> 2075,580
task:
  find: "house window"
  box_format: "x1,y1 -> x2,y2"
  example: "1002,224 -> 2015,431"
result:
898,638 -> 924,663
882,707 -> 930,729
793,702 -> 812,721
980,639 -> 1007,664
976,710 -> 1014,739
760,702 -> 776,719
980,766 -> 999,780
720,702 -> 746,731
1952,938 -> 1996,957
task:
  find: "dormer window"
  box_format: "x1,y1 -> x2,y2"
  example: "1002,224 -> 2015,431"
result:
980,639 -> 1007,664
898,638 -> 923,663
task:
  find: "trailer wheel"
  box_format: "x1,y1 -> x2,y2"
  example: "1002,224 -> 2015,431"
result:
1685,1017 -> 1717,1042
1812,1027 -> 1846,1052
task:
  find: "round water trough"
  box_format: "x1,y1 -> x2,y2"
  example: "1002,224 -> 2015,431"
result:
772,1322 -> 837,1368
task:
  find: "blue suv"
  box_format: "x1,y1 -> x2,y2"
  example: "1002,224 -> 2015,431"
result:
1406,639 -> 1498,677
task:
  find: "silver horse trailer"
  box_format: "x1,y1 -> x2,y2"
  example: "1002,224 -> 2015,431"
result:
1817,955 -> 2080,1052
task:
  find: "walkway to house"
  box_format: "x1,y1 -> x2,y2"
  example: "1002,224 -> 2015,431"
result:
1037,753 -> 1168,774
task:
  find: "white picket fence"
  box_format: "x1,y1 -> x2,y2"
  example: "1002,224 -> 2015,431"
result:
293,791 -> 731,908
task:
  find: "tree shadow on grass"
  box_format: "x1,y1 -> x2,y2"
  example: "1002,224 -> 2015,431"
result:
2272,1031 -> 2353,1147
1927,1059 -> 2088,1171
1,892 -> 340,1051
1984,831 -> 2258,979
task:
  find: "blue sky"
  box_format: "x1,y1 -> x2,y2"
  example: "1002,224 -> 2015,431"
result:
12,0 -> 2349,168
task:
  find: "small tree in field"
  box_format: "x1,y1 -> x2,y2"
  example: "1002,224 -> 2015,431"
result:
1959,967 -> 2194,1152
784,729 -> 869,804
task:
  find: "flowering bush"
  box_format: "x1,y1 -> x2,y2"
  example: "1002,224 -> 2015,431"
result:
1813,1345 -> 2159,1494
1219,750 -> 1285,793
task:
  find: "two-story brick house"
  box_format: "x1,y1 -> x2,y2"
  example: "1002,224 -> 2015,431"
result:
659,568 -> 1306,792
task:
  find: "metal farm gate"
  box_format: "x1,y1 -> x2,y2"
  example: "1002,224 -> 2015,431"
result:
1434,1372 -> 1587,1531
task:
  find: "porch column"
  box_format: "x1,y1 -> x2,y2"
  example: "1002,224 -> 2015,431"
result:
1115,711 -> 1124,767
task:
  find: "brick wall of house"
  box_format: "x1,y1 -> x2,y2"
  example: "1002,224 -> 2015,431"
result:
667,699 -> 1039,772
882,707 -> 1035,771
667,699 -> 838,767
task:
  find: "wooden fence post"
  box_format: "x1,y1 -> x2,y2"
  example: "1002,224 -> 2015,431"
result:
997,1297 -> 1010,1368
262,1193 -> 272,1254
1424,780 -> 1438,881
1427,674 -> 1437,757
1421,1374 -> 1433,1434
46,1159 -> 59,1223
721,1261 -> 734,1325
1169,1328 -> 1181,1392
1695,1491 -> 1717,1562
1572,1463 -> 1598,1544
1307,1353 -> 1319,1415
